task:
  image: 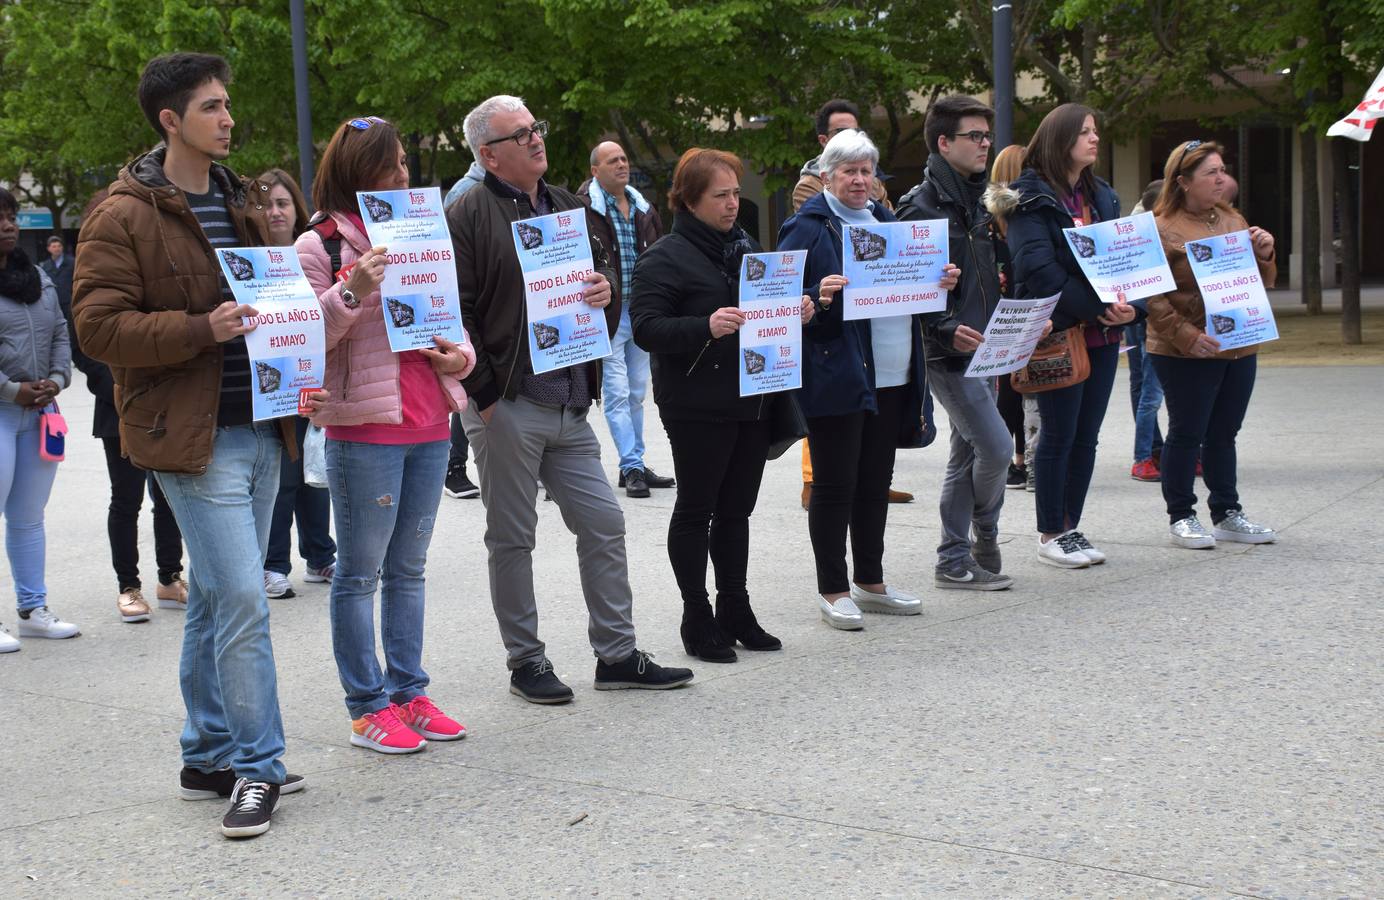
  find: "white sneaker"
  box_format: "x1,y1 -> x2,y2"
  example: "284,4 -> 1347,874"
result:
1065,530 -> 1106,565
303,563 -> 334,584
0,624 -> 19,653
17,607 -> 80,639
1037,533 -> 1091,568
263,570 -> 295,599
1170,516 -> 1216,549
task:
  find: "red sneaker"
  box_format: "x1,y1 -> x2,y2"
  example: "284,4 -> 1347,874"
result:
396,695 -> 467,741
351,704 -> 427,754
1130,459 -> 1161,482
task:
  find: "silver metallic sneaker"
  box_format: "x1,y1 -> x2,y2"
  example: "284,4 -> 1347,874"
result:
849,583 -> 923,616
1170,516 -> 1216,549
1213,510 -> 1276,544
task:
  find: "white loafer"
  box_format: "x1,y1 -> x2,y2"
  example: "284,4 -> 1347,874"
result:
819,596 -> 864,630
849,583 -> 923,616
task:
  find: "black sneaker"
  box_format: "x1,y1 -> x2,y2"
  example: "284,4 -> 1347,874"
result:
594,650 -> 694,691
180,766 -> 305,800
444,463 -> 480,499
221,778 -> 279,839
643,467 -> 676,489
1005,463 -> 1026,489
509,658 -> 574,704
623,468 -> 650,498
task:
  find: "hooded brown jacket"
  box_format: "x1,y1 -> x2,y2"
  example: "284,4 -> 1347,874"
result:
73,147 -> 291,474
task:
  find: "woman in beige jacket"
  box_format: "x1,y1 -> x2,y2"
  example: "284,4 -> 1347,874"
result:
1146,140 -> 1277,550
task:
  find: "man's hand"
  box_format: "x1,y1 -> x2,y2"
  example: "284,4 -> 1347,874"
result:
709,306 -> 746,338
800,294 -> 816,324
939,263 -> 961,292
952,324 -> 984,352
419,335 -> 476,377
583,273 -> 612,309
209,301 -> 259,342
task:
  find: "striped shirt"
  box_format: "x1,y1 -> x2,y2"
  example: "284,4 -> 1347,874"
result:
186,184 -> 252,426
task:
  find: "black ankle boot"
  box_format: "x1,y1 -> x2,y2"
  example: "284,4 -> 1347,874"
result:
716,594 -> 783,651
680,607 -> 737,663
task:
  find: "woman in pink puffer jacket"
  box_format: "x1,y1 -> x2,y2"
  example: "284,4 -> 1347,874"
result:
296,116 -> 475,756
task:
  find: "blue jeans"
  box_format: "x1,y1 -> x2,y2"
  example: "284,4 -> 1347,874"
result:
1125,325 -> 1165,462
326,437 -> 447,718
600,311 -> 649,473
0,403 -> 59,612
154,424 -> 285,784
266,417 -> 336,574
1034,342 -> 1120,534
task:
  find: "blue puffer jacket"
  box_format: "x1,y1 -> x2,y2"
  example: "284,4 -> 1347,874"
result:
1006,169 -> 1125,334
776,192 -> 934,449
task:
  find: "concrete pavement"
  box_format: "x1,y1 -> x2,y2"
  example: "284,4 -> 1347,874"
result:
3,363 -> 1381,897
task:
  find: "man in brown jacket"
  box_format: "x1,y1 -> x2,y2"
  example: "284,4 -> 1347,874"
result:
73,52 -> 301,841
448,95 -> 693,704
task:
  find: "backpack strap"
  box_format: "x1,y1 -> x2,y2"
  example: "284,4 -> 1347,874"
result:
307,212 -> 344,279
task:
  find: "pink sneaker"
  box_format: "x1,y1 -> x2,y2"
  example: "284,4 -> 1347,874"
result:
396,695 -> 467,741
351,705 -> 427,754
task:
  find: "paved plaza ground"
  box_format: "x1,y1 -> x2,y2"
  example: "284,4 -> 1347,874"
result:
2,354 -> 1381,896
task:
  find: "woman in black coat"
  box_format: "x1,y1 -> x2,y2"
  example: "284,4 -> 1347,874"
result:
630,148 -> 813,662
1006,103 -> 1137,569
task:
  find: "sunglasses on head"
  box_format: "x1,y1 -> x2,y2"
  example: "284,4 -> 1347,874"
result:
1174,139 -> 1204,176
348,116 -> 387,131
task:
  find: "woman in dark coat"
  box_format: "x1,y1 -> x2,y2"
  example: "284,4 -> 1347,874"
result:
630,148 -> 813,662
1006,103 -> 1137,569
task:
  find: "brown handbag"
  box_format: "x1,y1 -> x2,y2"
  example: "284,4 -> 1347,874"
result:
1010,325 -> 1091,393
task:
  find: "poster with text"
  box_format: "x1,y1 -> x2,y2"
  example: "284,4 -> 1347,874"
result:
216,246 -> 325,421
510,211 -> 611,373
1063,212 -> 1175,303
841,219 -> 949,320
355,187 -> 465,351
738,250 -> 806,397
1186,230 -> 1278,350
964,294 -> 1061,378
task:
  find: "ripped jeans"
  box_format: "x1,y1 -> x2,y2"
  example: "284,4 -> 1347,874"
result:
325,437 -> 448,719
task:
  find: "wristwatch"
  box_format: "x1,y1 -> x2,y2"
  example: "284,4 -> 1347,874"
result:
341,287 -> 359,309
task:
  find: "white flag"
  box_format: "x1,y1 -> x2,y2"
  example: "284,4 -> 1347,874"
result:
1327,66 -> 1384,141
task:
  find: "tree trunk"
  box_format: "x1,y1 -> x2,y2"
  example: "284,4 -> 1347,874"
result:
1299,130 -> 1323,315
1331,138 -> 1362,344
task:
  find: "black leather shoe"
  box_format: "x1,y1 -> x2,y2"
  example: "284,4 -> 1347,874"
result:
623,468 -> 650,498
679,617 -> 737,663
510,658 -> 574,704
716,594 -> 783,651
594,650 -> 694,690
643,467 -> 675,488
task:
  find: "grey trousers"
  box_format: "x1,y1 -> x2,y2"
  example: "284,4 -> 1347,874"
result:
927,366 -> 1013,571
462,395 -> 638,669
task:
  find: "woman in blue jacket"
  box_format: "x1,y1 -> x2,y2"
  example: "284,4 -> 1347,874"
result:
1006,104 -> 1137,569
778,130 -> 955,630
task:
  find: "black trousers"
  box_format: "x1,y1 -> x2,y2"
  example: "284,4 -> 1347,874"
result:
663,417 -> 771,615
449,413 -> 470,467
996,374 -> 1025,459
102,435 -> 182,591
806,385 -> 906,594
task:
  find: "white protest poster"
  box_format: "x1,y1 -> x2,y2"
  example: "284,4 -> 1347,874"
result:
355,187 -> 465,351
1063,212 -> 1175,303
840,220 -> 949,320
510,211 -> 612,373
964,294 -> 1061,378
738,250 -> 806,396
215,246 -> 325,421
1184,230 -> 1278,351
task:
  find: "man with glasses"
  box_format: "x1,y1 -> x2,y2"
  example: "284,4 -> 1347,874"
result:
447,95 -> 694,704
897,95 -> 1015,591
792,99 -> 909,509
576,141 -> 673,499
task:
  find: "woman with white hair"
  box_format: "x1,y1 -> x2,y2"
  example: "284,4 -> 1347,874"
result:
778,129 -> 958,630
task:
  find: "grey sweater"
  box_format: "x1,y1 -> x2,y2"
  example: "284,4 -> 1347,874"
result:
0,268 -> 71,403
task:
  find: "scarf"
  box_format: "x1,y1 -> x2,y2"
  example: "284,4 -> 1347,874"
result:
0,247 -> 42,304
672,211 -> 755,286
926,153 -> 987,225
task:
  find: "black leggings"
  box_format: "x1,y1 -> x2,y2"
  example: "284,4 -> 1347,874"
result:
663,417 -> 771,615
996,375 -> 1025,459
102,435 -> 182,591
806,385 -> 905,594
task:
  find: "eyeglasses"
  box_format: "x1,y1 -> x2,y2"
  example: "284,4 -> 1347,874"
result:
1174,139 -> 1203,175
952,130 -> 995,145
826,126 -> 866,139
348,116 -> 386,131
484,121 -> 549,147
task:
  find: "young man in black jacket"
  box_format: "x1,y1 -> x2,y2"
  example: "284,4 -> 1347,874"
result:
897,96 -> 1014,591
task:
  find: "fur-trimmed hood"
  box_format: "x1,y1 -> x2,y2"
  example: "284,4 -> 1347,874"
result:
982,183 -> 1021,220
